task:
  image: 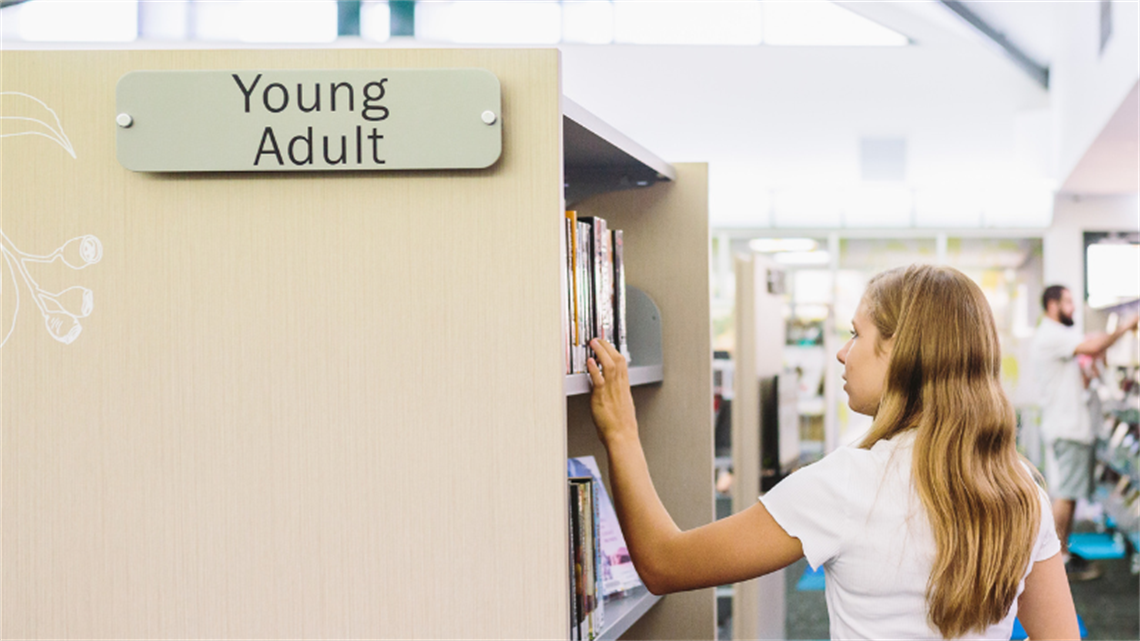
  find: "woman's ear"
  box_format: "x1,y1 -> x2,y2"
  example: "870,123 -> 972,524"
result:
876,334 -> 895,359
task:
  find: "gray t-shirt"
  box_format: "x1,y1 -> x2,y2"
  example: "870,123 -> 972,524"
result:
1030,318 -> 1090,443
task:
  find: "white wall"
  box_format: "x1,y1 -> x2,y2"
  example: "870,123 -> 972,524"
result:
560,40 -> 1049,228
1051,0 -> 1140,185
1044,194 -> 1139,330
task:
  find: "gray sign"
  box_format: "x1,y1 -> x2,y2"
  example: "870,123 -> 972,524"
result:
115,68 -> 501,172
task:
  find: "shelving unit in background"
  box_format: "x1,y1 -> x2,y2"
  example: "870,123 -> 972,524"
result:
1088,297 -> 1140,567
1,49 -> 713,640
732,253 -> 789,640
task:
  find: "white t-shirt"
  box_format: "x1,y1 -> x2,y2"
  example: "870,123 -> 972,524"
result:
760,431 -> 1060,640
1030,318 -> 1091,443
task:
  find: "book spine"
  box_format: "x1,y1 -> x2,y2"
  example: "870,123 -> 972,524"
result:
583,478 -> 596,640
569,483 -> 580,640
591,218 -> 607,346
578,221 -> 593,363
613,229 -> 630,361
577,480 -> 591,641
565,210 -> 581,374
591,476 -> 604,634
563,217 -> 572,375
600,221 -> 614,346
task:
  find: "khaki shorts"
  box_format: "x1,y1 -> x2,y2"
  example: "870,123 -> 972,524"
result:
1048,439 -> 1094,501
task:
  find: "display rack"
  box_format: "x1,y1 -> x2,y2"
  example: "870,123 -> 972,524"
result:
1,48 -> 711,640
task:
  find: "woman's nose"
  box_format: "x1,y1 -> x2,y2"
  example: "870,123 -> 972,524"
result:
837,340 -> 850,365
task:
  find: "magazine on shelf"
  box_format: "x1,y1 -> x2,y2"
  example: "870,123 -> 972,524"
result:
580,216 -> 614,347
563,214 -> 630,376
577,221 -> 594,363
612,229 -> 630,362
565,210 -> 585,374
569,456 -> 644,597
563,215 -> 574,375
569,482 -> 583,640
570,476 -> 600,638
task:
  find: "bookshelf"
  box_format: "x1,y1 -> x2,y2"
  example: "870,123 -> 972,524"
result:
596,587 -> 662,640
565,285 -> 664,396
732,253 -> 789,640
563,97 -> 676,206
0,48 -> 712,639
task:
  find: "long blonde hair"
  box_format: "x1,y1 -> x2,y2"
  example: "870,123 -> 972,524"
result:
857,265 -> 1042,638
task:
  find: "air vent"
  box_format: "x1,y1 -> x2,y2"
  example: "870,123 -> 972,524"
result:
860,137 -> 907,182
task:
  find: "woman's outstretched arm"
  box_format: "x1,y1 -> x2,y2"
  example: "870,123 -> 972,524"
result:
587,338 -> 803,595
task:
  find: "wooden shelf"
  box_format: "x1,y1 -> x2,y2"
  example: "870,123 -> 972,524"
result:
563,97 -> 675,205
565,364 -> 664,396
596,586 -> 662,641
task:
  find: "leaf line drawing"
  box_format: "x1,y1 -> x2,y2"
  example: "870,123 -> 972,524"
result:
1,89 -> 98,348
0,91 -> 76,158
1,231 -> 103,346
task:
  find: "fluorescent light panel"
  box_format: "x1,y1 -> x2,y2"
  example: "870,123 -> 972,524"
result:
138,0 -> 191,40
764,1 -> 908,47
19,0 -> 139,42
563,0 -> 614,44
775,251 -> 832,266
750,238 -> 819,253
613,1 -> 762,45
417,1 -> 562,44
239,0 -> 338,43
361,1 -> 392,42
193,0 -> 245,41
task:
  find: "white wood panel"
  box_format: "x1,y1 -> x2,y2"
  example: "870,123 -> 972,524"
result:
2,48 -> 566,639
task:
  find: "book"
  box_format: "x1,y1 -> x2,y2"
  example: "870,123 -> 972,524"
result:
589,474 -> 605,634
570,456 -> 643,596
563,214 -> 629,374
570,477 -> 596,639
569,482 -> 582,640
577,221 -> 593,363
563,215 -> 574,375
580,216 -> 614,347
612,229 -> 631,362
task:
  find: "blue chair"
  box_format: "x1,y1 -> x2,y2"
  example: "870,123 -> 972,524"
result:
796,565 -> 826,591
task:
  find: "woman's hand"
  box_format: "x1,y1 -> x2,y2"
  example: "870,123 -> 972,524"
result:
586,338 -> 639,448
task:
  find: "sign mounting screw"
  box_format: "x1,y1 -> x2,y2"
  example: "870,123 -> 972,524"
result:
481,110 -> 497,125
116,113 -> 134,128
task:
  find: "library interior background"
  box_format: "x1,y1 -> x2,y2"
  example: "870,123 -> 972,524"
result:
2,1 -> 1138,639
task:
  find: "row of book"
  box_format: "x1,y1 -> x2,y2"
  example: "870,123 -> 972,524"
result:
564,211 -> 631,375
568,456 -> 643,640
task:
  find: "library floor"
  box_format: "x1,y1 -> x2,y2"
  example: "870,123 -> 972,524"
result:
715,550 -> 1139,640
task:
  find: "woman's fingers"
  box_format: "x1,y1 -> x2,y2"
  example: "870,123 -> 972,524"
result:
586,356 -> 605,387
599,337 -> 624,365
590,338 -> 616,373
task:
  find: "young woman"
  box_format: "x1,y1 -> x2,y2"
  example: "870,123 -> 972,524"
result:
587,264 -> 1080,640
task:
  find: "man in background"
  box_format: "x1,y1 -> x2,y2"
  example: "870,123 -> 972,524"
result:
1031,285 -> 1138,580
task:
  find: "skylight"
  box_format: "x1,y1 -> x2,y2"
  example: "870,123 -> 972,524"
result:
612,1 -> 763,46
4,0 -> 911,47
416,1 -> 563,45
18,0 -> 139,42
764,2 -> 910,47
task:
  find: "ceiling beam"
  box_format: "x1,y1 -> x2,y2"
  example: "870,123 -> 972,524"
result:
938,0 -> 1049,89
